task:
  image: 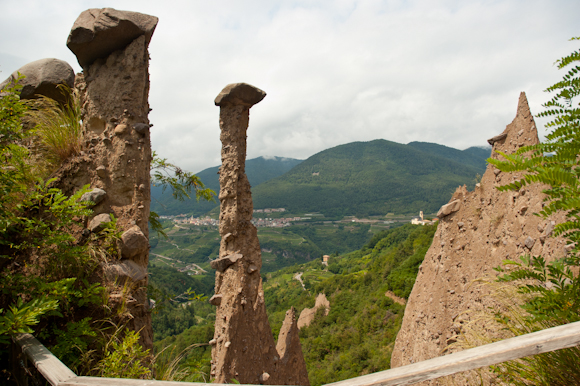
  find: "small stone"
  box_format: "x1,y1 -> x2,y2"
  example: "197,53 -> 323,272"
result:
88,213 -> 112,232
437,199 -> 461,218
209,339 -> 217,345
450,290 -> 455,294
519,206 -> 528,215
487,133 -> 507,146
224,341 -> 231,348
96,166 -> 107,178
114,124 -> 127,135
209,294 -> 222,306
210,253 -> 243,272
259,372 -> 270,384
524,236 -> 535,250
493,169 -> 501,176
247,264 -> 258,274
133,123 -> 150,134
545,221 -> 555,236
457,222 -> 464,229
80,188 -> 107,206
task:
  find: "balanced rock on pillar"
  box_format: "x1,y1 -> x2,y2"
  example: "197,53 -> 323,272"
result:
50,7 -> 157,350
210,83 -> 309,385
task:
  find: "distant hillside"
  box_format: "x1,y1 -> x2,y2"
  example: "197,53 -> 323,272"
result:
151,156 -> 303,216
407,142 -> 490,171
252,140 -> 489,217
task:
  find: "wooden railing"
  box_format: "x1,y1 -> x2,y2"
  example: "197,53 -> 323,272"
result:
12,320 -> 580,386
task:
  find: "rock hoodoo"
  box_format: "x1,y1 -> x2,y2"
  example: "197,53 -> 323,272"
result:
46,8 -> 158,349
210,83 -> 309,385
390,92 -> 567,384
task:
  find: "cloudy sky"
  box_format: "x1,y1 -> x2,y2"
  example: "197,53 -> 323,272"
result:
1,0 -> 578,173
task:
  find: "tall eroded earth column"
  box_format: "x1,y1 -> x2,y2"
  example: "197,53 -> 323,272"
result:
210,83 -> 281,384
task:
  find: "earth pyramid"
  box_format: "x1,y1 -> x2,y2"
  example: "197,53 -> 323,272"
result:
391,92 -> 568,385
210,83 -> 309,385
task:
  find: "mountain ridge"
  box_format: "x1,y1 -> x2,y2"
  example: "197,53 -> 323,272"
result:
152,139 -> 490,217
252,139 -> 489,216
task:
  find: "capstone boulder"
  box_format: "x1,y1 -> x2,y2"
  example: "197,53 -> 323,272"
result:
67,8 -> 158,68
0,58 -> 75,104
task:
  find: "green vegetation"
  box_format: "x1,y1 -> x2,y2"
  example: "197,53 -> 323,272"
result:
150,153 -> 215,237
485,38 -> 580,385
0,77 -> 151,379
264,223 -> 436,385
252,140 -> 488,217
147,223 -> 435,385
24,85 -> 82,172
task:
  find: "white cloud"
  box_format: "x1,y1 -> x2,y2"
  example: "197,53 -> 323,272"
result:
1,0 -> 578,173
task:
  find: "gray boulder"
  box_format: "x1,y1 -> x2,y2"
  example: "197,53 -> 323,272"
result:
437,199 -> 461,218
120,225 -> 149,260
89,213 -> 112,232
0,58 -> 75,104
67,8 -> 158,68
210,253 -> 243,273
80,188 -> 106,206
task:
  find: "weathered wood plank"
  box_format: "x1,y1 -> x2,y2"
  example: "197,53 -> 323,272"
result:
60,377 -> 214,385
14,320 -> 580,386
326,320 -> 580,386
13,333 -> 77,386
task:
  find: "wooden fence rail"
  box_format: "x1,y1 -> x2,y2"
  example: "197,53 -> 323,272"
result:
12,320 -> 580,386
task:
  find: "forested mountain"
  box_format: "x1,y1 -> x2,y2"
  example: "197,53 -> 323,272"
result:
151,156 -> 303,216
252,140 -> 489,217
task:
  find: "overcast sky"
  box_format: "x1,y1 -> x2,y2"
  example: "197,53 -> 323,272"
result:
1,0 -> 578,173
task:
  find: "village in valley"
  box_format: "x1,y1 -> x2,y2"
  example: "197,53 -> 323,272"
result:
160,208 -> 435,229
